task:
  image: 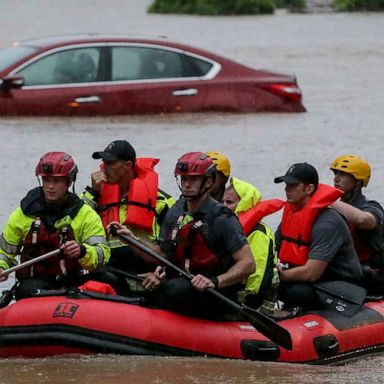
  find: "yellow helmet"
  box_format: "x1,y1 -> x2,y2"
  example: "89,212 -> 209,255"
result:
330,154 -> 371,187
207,151 -> 231,178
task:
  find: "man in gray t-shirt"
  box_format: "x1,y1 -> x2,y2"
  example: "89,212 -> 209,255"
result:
330,154 -> 384,294
273,162 -> 362,310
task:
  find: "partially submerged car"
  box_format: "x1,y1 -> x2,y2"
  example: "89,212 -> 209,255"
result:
0,34 -> 305,116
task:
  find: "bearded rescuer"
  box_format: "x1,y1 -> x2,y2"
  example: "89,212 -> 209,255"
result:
330,155 -> 384,294
81,140 -> 174,294
0,152 -> 110,299
110,152 -> 255,318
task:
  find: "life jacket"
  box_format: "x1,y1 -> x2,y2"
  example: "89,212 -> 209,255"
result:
79,280 -> 116,295
348,224 -> 373,264
17,218 -> 79,279
97,158 -> 159,232
236,200 -> 282,296
347,193 -> 384,268
279,184 -> 343,266
170,206 -> 232,276
239,199 -> 285,236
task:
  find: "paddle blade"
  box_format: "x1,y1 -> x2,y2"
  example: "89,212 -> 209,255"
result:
247,310 -> 293,351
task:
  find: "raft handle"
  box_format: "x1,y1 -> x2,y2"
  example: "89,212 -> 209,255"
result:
313,334 -> 339,358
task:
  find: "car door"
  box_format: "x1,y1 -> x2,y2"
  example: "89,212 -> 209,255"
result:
9,46 -> 108,116
100,45 -> 209,114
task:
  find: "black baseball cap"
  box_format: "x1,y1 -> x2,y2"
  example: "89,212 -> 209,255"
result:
92,140 -> 136,162
274,162 -> 319,186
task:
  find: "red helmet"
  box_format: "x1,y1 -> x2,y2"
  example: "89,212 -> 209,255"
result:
36,152 -> 78,182
174,152 -> 216,177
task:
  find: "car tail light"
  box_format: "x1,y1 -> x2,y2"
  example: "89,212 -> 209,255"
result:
263,83 -> 302,103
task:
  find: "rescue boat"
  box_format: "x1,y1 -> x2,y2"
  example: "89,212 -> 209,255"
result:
0,289 -> 383,363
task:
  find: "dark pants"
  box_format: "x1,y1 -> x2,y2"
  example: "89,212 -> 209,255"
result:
105,246 -> 157,296
278,282 -> 323,310
109,246 -> 151,273
362,266 -> 384,295
152,277 -> 240,319
15,269 -> 121,300
15,274 -> 85,300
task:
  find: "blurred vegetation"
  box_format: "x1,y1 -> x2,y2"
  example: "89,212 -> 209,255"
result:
275,0 -> 306,11
332,0 -> 384,10
148,0 -> 384,14
148,0 -> 276,15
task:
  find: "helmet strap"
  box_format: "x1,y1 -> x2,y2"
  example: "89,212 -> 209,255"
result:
176,176 -> 212,201
341,184 -> 360,203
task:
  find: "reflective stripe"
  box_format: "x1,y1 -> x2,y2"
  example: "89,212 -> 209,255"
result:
0,233 -> 20,255
84,236 -> 107,246
108,238 -> 126,248
0,253 -> 17,267
81,193 -> 98,209
95,245 -> 104,267
31,218 -> 41,244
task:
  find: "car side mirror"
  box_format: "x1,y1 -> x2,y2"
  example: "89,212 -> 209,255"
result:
0,75 -> 24,92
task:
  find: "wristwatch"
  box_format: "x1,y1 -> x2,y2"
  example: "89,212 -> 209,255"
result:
210,276 -> 219,288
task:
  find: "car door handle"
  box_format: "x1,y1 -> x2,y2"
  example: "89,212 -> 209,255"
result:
73,96 -> 101,104
172,89 -> 198,97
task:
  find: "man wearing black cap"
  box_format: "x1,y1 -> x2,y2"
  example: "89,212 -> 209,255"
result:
82,140 -> 174,293
273,162 -> 362,313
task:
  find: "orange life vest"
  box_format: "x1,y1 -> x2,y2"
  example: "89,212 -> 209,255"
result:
279,184 -> 343,266
239,199 -> 285,235
98,158 -> 159,232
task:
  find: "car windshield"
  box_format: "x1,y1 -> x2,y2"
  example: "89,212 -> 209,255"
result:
0,45 -> 37,72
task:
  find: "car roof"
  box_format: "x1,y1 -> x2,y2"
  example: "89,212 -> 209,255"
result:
14,33 -> 208,55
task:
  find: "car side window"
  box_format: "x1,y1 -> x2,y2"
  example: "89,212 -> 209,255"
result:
17,48 -> 100,86
112,46 -> 184,81
181,55 -> 213,77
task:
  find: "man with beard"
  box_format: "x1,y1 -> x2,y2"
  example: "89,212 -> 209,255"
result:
330,154 -> 384,294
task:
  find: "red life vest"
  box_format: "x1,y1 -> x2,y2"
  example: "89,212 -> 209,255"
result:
79,280 -> 116,295
173,219 -> 221,276
18,219 -> 79,279
348,224 -> 373,263
279,184 -> 343,266
98,158 -> 159,232
239,199 -> 285,235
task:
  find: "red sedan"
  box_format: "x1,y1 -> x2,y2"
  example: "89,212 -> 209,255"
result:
0,34 -> 305,116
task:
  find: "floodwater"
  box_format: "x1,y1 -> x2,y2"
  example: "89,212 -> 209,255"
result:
0,0 -> 383,382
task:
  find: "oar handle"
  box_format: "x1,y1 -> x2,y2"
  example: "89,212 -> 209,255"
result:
2,249 -> 61,276
113,229 -> 293,350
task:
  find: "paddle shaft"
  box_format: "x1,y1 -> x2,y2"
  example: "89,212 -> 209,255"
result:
2,249 -> 61,276
106,266 -> 144,282
114,230 -> 292,350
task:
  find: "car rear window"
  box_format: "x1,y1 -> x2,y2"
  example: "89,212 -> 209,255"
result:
181,55 -> 213,77
111,46 -> 213,81
0,46 -> 37,72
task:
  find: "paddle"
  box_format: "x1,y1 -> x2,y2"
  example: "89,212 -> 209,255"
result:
312,280 -> 366,317
0,281 -> 19,309
105,266 -> 144,282
0,249 -> 61,308
1,249 -> 61,277
112,228 -> 293,350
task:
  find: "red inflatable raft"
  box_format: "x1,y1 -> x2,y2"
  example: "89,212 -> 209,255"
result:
0,291 -> 383,363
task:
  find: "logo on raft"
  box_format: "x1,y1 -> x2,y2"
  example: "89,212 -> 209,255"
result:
53,302 -> 79,318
